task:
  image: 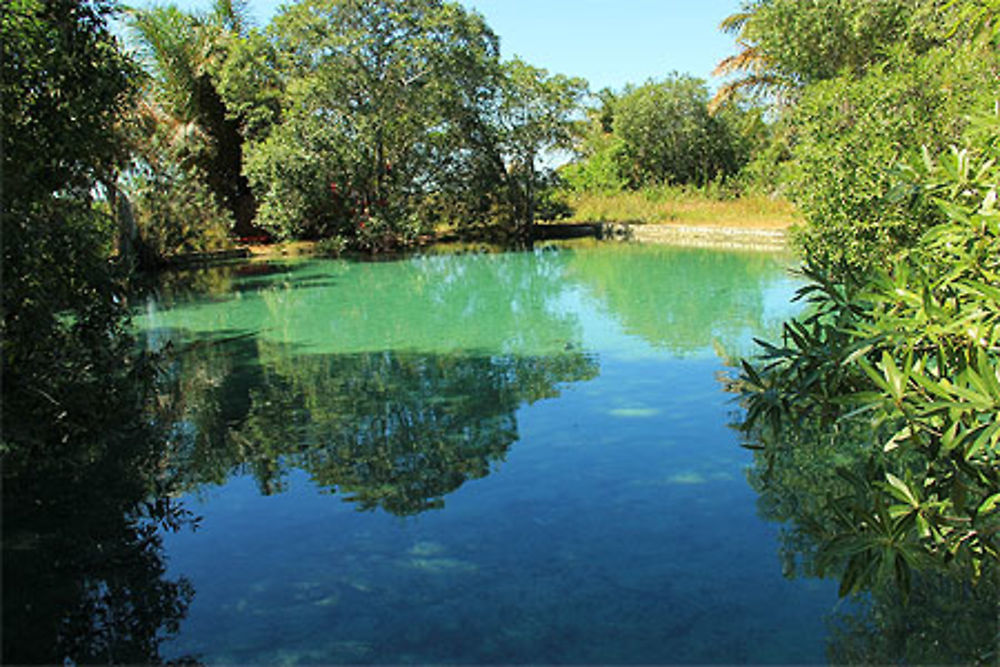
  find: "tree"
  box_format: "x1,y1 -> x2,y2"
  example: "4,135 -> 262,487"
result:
713,0 -> 1000,275
495,58 -> 586,234
710,0 -> 943,111
2,0 -> 195,660
247,0 -> 503,245
786,46 -> 996,275
736,122 -> 1000,602
709,5 -> 786,113
128,0 -> 259,237
612,75 -> 744,188
730,0 -> 1000,614
2,0 -> 138,459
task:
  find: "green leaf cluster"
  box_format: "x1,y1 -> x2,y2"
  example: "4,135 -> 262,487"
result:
715,0 -> 999,273
126,0 -> 262,240
2,1 -> 197,661
564,76 -> 762,193
235,0 -> 586,244
738,120 -> 1000,600
787,45 -> 997,276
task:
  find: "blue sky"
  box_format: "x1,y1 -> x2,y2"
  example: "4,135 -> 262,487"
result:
462,0 -> 743,92
159,0 -> 744,93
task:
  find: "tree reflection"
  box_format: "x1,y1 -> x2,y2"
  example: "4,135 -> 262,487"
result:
3,381 -> 196,664
165,342 -> 598,515
143,248 -> 599,515
566,243 -> 793,356
740,416 -> 998,664
138,249 -> 584,357
827,570 -> 998,665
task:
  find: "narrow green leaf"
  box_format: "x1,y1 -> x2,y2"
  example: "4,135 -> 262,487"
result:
977,493 -> 1000,516
885,472 -> 919,507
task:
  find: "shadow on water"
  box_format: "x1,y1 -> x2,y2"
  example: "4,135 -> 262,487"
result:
134,259 -> 331,309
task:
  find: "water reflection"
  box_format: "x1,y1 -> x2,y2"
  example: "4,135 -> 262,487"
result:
566,243 -> 795,356
161,335 -> 598,515
3,385 -> 195,663
133,245 -> 949,663
141,249 -> 584,356
742,414 -> 999,663
827,571 -> 998,664
143,249 -> 602,515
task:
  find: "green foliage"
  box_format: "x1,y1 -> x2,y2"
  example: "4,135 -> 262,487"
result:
214,29 -> 284,142
128,169 -> 234,256
738,126 -> 1000,600
787,45 -> 997,276
713,0 -> 1000,274
496,57 -> 587,231
127,0 -> 259,236
566,76 -> 761,195
244,109 -> 356,239
561,132 -> 627,193
713,0 -> 954,112
2,0 -> 195,660
245,0 -> 506,244
613,75 -> 746,188
2,0 -> 139,458
745,0 -> 933,87
3,0 -> 135,200
121,91 -> 235,257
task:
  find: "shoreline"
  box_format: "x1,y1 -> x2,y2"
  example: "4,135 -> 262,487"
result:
627,223 -> 789,251
234,221 -> 793,261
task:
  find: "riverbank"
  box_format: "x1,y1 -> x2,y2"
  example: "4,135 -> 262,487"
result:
628,223 -> 789,250
238,220 -> 793,260
549,189 -> 796,250
234,193 -> 798,259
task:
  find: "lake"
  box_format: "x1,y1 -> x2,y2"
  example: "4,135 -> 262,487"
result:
135,242 -> 843,663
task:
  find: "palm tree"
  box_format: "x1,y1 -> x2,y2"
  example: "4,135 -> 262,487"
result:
708,4 -> 789,114
127,0 -> 257,236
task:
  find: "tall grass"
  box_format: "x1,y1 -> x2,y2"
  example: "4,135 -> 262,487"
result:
559,185 -> 798,229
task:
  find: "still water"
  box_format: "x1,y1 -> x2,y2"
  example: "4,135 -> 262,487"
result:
136,242 -> 841,664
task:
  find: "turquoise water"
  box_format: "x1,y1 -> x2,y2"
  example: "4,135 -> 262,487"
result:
137,243 -> 841,663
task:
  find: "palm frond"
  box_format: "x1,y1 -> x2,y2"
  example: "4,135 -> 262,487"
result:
708,74 -> 786,114
712,43 -> 768,78
127,6 -> 206,120
209,0 -> 252,37
719,10 -> 754,35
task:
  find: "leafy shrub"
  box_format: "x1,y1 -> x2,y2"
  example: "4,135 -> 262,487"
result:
787,46 -> 996,277
738,120 -> 1000,599
614,75 -> 745,188
130,170 -> 233,257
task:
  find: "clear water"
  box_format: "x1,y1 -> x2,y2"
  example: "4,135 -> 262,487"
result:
136,242 -> 841,664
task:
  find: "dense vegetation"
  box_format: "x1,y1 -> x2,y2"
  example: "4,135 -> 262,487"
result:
123,0 -> 589,253
2,0 -> 195,661
725,1 -> 999,660
3,0 -> 998,661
